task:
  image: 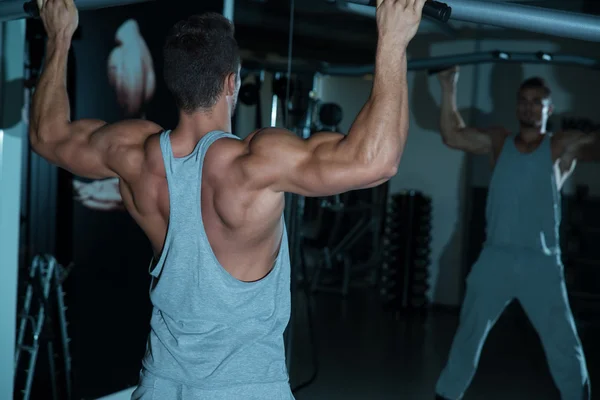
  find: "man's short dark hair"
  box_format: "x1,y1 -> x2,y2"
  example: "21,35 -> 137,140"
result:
519,77 -> 551,99
163,13 -> 240,113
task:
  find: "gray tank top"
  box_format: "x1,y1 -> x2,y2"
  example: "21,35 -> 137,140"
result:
485,135 -> 561,255
141,130 -> 292,390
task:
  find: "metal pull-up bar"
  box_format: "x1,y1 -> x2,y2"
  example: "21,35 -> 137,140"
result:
349,0 -> 453,22
328,51 -> 600,76
448,0 -> 600,42
342,0 -> 600,43
241,50 -> 600,77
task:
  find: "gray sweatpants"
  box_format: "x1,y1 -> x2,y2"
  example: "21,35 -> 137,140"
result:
436,246 -> 590,400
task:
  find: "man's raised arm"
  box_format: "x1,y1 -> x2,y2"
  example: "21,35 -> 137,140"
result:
555,130 -> 600,164
29,0 -> 160,180
436,66 -> 505,155
237,0 -> 428,197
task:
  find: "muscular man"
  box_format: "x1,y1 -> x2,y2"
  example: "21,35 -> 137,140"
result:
30,0 -> 426,398
434,66 -> 598,400
73,18 -> 155,211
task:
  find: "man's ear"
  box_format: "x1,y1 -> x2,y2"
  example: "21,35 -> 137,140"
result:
226,72 -> 237,96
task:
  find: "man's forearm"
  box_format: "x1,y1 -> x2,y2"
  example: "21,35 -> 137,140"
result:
342,39 -> 408,170
439,84 -> 466,141
30,36 -> 72,144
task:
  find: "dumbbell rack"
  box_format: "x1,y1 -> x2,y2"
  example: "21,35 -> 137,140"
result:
380,191 -> 432,312
14,255 -> 72,400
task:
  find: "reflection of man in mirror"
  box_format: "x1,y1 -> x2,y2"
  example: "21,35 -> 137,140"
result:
73,19 -> 155,211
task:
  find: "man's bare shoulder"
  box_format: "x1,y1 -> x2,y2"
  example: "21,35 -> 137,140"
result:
240,127 -> 299,155
112,120 -> 163,180
70,119 -> 163,182
484,126 -> 510,147
480,126 -> 509,164
107,119 -> 163,146
203,134 -> 252,179
482,126 -> 510,137
204,128 -> 296,192
141,131 -> 165,170
242,127 -> 289,143
241,127 -> 343,155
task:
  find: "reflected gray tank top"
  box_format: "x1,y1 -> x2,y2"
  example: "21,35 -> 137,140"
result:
141,130 -> 292,390
485,135 -> 561,255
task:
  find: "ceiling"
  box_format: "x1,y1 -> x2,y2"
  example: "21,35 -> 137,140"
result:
232,0 -> 600,65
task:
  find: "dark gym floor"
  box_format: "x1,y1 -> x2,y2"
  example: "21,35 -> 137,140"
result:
288,288 -> 599,400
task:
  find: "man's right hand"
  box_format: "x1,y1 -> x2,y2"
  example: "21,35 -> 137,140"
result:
376,0 -> 427,46
435,65 -> 504,155
37,0 -> 78,40
438,65 -> 459,89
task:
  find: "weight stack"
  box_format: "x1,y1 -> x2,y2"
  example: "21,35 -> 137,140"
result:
379,191 -> 432,313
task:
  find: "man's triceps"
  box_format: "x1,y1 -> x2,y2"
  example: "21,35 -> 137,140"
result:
52,119 -> 158,179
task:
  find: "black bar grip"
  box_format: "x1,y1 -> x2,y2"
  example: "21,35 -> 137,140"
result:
346,0 -> 452,23
23,1 -> 40,18
423,1 -> 451,23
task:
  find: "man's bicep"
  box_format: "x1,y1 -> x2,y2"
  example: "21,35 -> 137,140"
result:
555,130 -> 600,162
449,127 -> 495,154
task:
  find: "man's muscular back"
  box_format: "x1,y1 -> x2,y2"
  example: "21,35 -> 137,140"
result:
120,127 -> 286,283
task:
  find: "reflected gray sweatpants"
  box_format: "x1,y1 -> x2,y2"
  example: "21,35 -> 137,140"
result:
436,246 -> 590,400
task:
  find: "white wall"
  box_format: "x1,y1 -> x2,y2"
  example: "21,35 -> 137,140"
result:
0,19 -> 26,400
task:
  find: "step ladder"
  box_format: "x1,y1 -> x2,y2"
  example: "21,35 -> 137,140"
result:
14,254 -> 72,400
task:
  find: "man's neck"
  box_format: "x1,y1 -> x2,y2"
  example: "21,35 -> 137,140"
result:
518,125 -> 545,143
174,107 -> 232,141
